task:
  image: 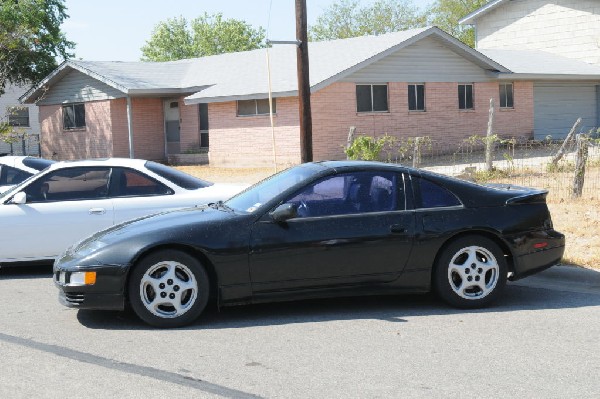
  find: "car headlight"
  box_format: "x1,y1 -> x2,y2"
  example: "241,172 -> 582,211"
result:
69,271 -> 97,285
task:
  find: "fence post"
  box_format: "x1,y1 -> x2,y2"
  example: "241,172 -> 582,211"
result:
346,126 -> 356,160
551,117 -> 581,167
412,137 -> 422,168
485,98 -> 495,171
571,134 -> 589,198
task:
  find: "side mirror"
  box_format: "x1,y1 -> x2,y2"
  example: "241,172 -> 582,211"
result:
11,191 -> 27,205
270,203 -> 298,223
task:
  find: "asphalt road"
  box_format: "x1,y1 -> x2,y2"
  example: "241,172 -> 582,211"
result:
0,265 -> 598,399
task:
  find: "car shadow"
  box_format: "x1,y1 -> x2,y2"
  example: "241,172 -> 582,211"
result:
75,283 -> 600,331
0,264 -> 53,280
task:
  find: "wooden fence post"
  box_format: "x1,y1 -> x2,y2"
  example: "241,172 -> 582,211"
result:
551,117 -> 581,167
346,126 -> 356,160
412,137 -> 422,168
571,134 -> 589,198
485,98 -> 495,172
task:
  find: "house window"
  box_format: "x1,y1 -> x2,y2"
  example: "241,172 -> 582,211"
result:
458,84 -> 474,110
499,83 -> 514,108
356,84 -> 388,112
7,106 -> 30,127
237,98 -> 275,116
408,84 -> 425,111
63,103 -> 86,129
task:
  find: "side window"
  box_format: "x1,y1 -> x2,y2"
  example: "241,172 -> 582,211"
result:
286,171 -> 401,217
111,168 -> 172,197
415,177 -> 461,208
0,165 -> 32,185
24,167 -> 110,202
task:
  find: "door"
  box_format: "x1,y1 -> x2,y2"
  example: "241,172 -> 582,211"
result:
249,171 -> 415,293
1,167 -> 114,261
164,99 -> 181,154
534,83 -> 597,139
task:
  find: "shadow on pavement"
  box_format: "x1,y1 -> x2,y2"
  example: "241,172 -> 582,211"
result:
0,264 -> 53,280
75,279 -> 600,331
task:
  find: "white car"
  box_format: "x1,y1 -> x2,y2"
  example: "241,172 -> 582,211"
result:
0,158 -> 247,264
0,155 -> 55,193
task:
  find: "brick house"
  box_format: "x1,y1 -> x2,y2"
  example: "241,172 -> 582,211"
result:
21,24 -> 600,166
461,0 -> 600,138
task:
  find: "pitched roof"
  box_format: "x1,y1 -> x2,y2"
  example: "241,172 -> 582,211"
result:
478,49 -> 600,79
21,26 -> 507,104
459,0 -> 508,25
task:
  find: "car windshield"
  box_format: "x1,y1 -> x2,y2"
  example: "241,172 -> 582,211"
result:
144,161 -> 212,190
0,172 -> 39,201
225,163 -> 326,213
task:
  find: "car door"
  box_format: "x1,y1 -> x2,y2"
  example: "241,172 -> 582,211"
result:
1,167 -> 114,261
249,171 -> 415,293
109,167 -> 190,224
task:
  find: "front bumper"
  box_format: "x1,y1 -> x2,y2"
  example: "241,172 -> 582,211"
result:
53,264 -> 128,310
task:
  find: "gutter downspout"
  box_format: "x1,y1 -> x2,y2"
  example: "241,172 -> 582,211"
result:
126,96 -> 134,158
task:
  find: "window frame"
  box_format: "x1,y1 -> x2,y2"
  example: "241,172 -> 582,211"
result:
458,83 -> 474,110
356,83 -> 389,113
7,106 -> 30,127
237,98 -> 276,117
408,83 -> 426,112
499,83 -> 514,109
62,103 -> 86,130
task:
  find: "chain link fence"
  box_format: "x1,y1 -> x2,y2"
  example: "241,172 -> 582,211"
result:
0,134 -> 41,157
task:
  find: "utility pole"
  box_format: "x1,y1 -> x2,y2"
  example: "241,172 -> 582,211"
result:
296,0 -> 313,162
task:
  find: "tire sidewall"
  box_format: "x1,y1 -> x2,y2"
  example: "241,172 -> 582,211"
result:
128,249 -> 210,328
434,235 -> 507,309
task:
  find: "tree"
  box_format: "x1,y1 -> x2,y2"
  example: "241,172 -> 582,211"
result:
425,0 -> 489,47
141,13 -> 266,61
309,0 -> 427,41
0,0 -> 74,95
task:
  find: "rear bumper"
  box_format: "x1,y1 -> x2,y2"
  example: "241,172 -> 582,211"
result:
509,230 -> 565,280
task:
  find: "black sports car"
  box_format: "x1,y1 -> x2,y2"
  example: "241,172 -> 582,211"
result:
54,161 -> 565,327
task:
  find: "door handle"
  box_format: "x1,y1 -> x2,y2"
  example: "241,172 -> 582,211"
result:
89,208 -> 106,215
390,224 -> 406,234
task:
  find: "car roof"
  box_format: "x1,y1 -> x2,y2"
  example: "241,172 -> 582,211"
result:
45,157 -> 149,170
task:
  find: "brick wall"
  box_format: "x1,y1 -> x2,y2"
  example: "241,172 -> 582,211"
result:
130,98 -> 165,161
208,97 -> 301,167
311,81 -> 534,160
40,100 -> 114,160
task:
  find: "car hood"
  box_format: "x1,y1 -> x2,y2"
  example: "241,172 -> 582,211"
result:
69,205 -> 240,257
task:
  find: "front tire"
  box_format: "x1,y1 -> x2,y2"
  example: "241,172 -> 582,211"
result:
434,236 -> 507,308
128,249 -> 209,328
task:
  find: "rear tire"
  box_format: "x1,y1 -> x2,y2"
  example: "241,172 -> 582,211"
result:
128,249 -> 209,328
434,236 -> 507,309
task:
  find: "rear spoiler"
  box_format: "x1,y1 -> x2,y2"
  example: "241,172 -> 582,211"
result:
483,183 -> 549,205
505,191 -> 548,205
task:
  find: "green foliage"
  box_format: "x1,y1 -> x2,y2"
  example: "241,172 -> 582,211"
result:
425,0 -> 489,47
345,135 -> 387,161
0,0 -> 74,94
309,0 -> 426,41
470,167 -> 512,183
141,13 -> 266,61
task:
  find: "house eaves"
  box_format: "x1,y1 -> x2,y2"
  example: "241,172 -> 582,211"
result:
459,0 -> 507,25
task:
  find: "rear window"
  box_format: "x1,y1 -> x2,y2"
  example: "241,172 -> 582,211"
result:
23,157 -> 55,171
144,161 -> 212,190
415,177 -> 461,208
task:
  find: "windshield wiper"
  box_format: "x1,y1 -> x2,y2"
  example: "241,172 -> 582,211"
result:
209,200 -> 234,212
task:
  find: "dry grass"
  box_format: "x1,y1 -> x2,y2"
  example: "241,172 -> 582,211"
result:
175,164 -> 600,270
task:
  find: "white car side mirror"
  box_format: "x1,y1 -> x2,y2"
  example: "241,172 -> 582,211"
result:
12,192 -> 27,205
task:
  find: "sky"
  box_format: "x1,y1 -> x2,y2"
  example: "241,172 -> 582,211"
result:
61,0 -> 436,62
